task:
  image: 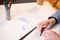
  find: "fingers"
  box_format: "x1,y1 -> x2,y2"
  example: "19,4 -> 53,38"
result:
45,21 -> 54,31
37,22 -> 45,32
44,30 -> 54,40
37,18 -> 56,33
37,20 -> 49,32
44,30 -> 60,40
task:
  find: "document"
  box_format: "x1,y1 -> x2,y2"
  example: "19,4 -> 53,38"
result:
24,28 -> 45,40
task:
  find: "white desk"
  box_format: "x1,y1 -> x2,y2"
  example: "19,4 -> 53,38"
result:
0,2 -> 59,40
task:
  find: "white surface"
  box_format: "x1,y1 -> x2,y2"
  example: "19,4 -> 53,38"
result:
24,28 -> 45,40
0,2 -> 59,40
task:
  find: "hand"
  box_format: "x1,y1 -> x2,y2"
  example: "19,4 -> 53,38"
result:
37,18 -> 56,32
44,30 -> 60,40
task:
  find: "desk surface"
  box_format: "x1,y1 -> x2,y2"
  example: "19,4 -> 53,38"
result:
0,2 -> 57,40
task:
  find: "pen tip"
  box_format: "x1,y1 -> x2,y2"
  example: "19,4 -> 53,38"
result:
40,32 -> 41,36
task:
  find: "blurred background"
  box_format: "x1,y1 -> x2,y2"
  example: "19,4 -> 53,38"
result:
0,0 -> 60,9
0,0 -> 36,5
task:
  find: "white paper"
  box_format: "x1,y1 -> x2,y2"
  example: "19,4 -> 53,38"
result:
24,28 -> 45,40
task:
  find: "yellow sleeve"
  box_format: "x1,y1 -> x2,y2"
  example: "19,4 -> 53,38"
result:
47,0 -> 60,9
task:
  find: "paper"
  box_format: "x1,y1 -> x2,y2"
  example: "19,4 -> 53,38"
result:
16,16 -> 38,39
18,17 -> 29,23
28,6 -> 40,13
24,28 -> 45,40
51,24 -> 60,36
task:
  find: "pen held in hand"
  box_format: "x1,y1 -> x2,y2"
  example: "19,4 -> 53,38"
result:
40,27 -> 45,36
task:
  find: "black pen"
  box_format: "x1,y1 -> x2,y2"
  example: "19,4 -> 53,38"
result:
40,27 -> 45,36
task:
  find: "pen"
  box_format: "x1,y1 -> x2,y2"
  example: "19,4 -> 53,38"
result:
40,27 -> 45,36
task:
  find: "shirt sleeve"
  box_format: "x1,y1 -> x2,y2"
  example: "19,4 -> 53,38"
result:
49,9 -> 60,24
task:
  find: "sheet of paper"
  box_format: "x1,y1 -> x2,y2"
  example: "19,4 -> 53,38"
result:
0,16 -> 37,40
24,28 -> 45,40
16,16 -> 38,39
51,24 -> 60,36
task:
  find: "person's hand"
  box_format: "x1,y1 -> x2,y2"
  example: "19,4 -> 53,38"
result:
37,18 -> 56,32
44,30 -> 60,40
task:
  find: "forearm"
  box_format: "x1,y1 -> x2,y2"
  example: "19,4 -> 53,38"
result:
49,9 -> 60,24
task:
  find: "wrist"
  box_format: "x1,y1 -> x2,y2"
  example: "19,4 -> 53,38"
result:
48,17 -> 57,24
48,18 -> 56,25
